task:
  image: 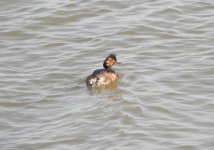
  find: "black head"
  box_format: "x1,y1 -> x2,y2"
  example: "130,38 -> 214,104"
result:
103,54 -> 117,69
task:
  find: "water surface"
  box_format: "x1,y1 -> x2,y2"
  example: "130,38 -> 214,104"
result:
0,0 -> 214,149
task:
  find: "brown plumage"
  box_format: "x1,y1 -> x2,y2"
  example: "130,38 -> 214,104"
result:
86,54 -> 119,87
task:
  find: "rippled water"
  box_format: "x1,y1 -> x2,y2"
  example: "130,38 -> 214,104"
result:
1,0 -> 214,149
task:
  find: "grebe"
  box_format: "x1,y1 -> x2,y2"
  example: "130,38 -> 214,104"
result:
86,54 -> 119,87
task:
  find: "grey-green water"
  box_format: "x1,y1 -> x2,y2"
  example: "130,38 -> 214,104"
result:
1,0 -> 214,149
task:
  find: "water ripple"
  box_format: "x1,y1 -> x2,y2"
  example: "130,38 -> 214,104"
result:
0,0 -> 214,149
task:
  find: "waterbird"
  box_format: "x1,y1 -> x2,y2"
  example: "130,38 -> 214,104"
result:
86,54 -> 119,87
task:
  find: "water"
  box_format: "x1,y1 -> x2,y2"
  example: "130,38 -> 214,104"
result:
1,0 -> 214,149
